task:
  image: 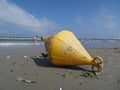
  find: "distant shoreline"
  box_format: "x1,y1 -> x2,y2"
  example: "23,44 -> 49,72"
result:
78,38 -> 120,40
0,37 -> 120,48
0,36 -> 120,40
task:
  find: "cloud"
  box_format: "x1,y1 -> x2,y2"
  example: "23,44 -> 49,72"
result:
0,0 -> 58,36
74,7 -> 120,38
92,8 -> 117,30
91,7 -> 120,38
105,21 -> 116,29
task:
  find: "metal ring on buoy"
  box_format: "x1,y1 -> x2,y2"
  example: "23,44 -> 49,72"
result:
92,56 -> 103,72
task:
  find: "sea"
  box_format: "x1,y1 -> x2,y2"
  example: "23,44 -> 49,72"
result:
0,37 -> 120,48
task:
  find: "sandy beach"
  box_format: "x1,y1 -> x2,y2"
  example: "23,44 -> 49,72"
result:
0,45 -> 120,90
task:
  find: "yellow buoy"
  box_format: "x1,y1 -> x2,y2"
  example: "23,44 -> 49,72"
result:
41,30 -> 103,72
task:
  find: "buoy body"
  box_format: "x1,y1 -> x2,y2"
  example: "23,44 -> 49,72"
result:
42,30 -> 103,72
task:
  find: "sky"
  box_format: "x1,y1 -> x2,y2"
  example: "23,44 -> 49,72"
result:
0,0 -> 120,38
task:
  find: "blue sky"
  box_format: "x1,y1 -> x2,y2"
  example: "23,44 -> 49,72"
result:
0,0 -> 120,38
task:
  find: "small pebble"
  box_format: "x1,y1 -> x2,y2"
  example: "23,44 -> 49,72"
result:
108,75 -> 112,78
60,87 -> 63,90
57,73 -> 65,77
117,80 -> 120,83
79,82 -> 82,85
16,77 -> 36,83
12,62 -> 17,65
36,73 -> 38,76
24,55 -> 27,58
5,55 -> 10,59
23,73 -> 27,75
10,69 -> 13,72
85,81 -> 87,83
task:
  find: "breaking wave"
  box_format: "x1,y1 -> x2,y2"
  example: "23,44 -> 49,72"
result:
0,42 -> 44,47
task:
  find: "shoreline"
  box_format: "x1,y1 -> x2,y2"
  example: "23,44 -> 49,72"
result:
0,46 -> 120,90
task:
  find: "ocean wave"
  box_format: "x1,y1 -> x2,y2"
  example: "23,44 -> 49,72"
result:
0,37 -> 41,41
0,42 -> 44,47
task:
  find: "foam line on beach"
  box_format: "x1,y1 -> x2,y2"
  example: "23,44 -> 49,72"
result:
0,42 -> 44,47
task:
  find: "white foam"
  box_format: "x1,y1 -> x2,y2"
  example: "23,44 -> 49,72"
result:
0,42 -> 44,47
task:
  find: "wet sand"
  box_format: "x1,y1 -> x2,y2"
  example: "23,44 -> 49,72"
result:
0,46 -> 120,90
